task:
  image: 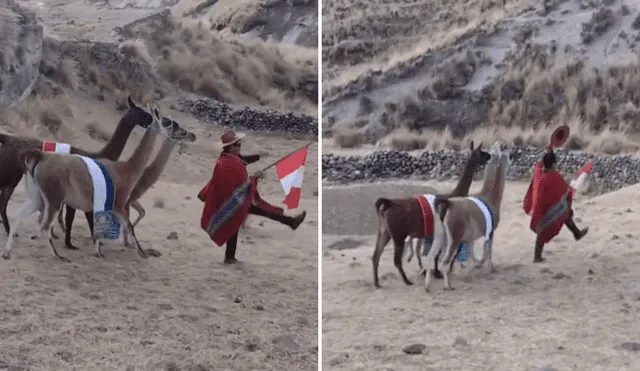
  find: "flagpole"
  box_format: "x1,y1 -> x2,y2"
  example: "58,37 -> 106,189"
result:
257,141 -> 314,173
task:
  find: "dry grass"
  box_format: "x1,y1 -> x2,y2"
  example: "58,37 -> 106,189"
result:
322,0 -> 539,92
323,180 -> 640,371
120,13 -> 317,115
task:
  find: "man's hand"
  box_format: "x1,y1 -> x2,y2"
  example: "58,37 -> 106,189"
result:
253,170 -> 265,180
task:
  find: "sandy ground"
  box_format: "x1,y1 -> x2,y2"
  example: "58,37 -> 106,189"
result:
322,179 -> 640,370
0,100 -> 318,370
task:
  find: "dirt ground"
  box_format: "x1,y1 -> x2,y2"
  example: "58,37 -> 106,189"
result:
0,103 -> 318,371
322,179 -> 640,370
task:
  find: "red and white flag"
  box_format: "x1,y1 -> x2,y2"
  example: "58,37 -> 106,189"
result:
570,161 -> 593,197
275,145 -> 309,209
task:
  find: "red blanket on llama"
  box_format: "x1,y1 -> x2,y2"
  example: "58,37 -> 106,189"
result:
199,153 -> 283,246
523,161 -> 572,244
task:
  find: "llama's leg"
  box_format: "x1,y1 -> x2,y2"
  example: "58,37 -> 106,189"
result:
393,237 -> 413,286
423,244 -> 443,293
2,198 -> 41,260
40,202 -> 69,262
130,200 -> 146,228
63,206 -> 78,250
404,237 -> 413,263
372,230 -> 391,288
113,210 -> 148,259
483,238 -> 496,273
57,207 -> 65,232
416,238 -> 423,270
438,225 -> 458,291
0,187 -> 15,235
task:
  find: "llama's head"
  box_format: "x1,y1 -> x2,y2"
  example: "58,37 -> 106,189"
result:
148,105 -> 197,143
160,115 -> 196,143
469,140 -> 491,167
124,96 -> 191,139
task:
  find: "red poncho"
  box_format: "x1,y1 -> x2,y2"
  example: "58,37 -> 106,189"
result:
199,153 -> 283,246
523,162 -> 573,244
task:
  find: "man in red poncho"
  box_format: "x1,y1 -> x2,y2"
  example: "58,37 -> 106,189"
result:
199,130 -> 307,264
523,150 -> 589,263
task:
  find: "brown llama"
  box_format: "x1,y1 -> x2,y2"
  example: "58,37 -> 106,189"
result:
426,145 -> 510,292
0,96 -> 154,243
121,120 -> 197,247
2,105 -> 168,262
371,141 -> 491,288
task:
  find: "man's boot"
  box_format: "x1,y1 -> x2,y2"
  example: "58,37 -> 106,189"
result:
279,211 -> 306,230
533,237 -> 545,263
565,217 -> 589,241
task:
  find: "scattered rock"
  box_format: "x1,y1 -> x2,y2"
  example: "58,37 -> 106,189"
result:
540,364 -> 558,371
402,343 -> 427,354
453,336 -> 469,347
234,296 -> 243,303
253,304 -> 265,311
322,147 -> 640,192
552,272 -> 569,280
621,342 -> 640,351
588,268 -> 595,275
612,234 -> 620,240
272,335 -> 302,351
145,248 -> 163,257
166,231 -> 178,240
328,239 -> 364,250
177,98 -> 317,138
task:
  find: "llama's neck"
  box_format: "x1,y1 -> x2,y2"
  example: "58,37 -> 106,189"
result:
489,165 -> 507,211
134,137 -> 176,197
95,115 -> 138,161
477,162 -> 498,198
450,157 -> 478,197
124,126 -> 160,174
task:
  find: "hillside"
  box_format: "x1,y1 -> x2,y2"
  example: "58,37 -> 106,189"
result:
323,0 -> 640,154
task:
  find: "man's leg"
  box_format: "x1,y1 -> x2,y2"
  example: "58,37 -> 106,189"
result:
565,214 -> 589,241
224,231 -> 240,264
248,204 -> 306,230
533,235 -> 545,263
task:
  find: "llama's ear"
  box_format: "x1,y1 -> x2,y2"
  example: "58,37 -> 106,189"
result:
477,141 -> 483,150
153,107 -> 160,121
469,140 -> 475,150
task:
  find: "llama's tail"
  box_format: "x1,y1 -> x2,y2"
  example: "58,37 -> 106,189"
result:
374,198 -> 393,215
21,149 -> 44,177
433,197 -> 451,222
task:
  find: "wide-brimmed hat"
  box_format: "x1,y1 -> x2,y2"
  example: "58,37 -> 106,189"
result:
219,130 -> 246,149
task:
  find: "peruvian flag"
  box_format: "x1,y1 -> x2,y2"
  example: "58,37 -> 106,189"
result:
275,146 -> 309,209
570,161 -> 593,197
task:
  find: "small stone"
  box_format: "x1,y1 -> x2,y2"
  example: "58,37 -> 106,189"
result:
588,268 -> 595,275
453,336 -> 469,346
621,342 -> 640,351
612,234 -> 620,240
234,296 -> 242,303
272,335 -> 302,350
167,231 -> 179,240
552,272 -> 568,280
402,343 -> 427,354
253,304 -> 265,311
539,364 -> 558,371
540,267 -> 552,274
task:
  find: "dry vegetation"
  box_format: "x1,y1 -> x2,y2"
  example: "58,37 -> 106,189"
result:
324,0 -> 640,155
119,11 -> 317,115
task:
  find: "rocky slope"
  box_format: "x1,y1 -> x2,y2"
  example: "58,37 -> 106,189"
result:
323,0 -> 640,151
